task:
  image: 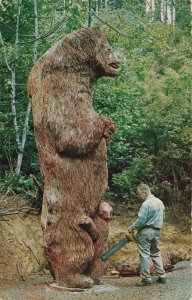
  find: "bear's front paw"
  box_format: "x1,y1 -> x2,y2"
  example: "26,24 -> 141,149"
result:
78,216 -> 98,241
78,216 -> 95,227
103,120 -> 116,140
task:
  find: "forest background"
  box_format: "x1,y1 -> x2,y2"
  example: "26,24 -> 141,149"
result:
0,0 -> 191,216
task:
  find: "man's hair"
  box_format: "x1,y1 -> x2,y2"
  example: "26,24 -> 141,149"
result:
137,184 -> 151,193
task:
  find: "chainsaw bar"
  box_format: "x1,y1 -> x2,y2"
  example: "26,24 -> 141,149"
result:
101,235 -> 130,261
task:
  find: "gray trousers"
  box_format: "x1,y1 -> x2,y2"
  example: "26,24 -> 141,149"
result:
137,228 -> 166,281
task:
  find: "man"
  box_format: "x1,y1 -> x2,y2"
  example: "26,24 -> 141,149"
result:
129,184 -> 166,286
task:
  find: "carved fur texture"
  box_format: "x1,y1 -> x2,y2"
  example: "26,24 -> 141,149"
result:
28,27 -> 119,288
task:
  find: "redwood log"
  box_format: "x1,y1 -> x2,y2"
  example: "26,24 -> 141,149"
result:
27,27 -> 120,288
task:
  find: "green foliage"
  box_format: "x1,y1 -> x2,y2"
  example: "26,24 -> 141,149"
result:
92,4 -> 191,207
0,171 -> 37,199
112,156 -> 154,202
0,0 -> 87,178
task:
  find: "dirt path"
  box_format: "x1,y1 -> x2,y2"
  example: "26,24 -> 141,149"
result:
0,261 -> 191,300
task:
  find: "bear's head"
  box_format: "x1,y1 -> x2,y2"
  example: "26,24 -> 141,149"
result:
43,27 -> 120,79
91,27 -> 120,78
98,201 -> 113,221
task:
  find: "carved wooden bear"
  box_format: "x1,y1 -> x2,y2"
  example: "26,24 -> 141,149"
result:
82,201 -> 113,284
28,27 -> 119,288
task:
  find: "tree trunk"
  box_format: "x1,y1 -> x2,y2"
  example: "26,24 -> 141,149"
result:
146,0 -> 156,21
167,0 -> 172,25
15,0 -> 39,174
161,0 -> 165,22
12,0 -> 22,153
172,0 -> 176,26
0,1 -> 22,173
28,27 -> 119,289
88,0 -> 92,26
95,0 -> 99,16
3,0 -> 22,174
191,0 -> 192,35
161,0 -> 175,25
98,0 -> 101,10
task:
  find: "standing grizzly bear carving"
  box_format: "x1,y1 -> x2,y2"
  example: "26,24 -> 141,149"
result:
28,27 -> 120,288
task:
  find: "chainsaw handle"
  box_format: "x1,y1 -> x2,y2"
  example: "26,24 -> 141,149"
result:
127,229 -> 138,242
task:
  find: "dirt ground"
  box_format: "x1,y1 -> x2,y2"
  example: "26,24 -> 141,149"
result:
0,261 -> 191,300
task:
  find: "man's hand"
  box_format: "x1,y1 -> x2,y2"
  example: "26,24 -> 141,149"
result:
126,231 -> 134,242
127,229 -> 138,241
132,229 -> 139,240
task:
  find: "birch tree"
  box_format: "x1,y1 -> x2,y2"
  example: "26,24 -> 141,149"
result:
166,0 -> 175,25
160,0 -> 175,25
15,0 -> 39,174
88,0 -> 92,26
191,0 -> 192,34
146,0 -> 156,21
0,0 -> 39,174
161,0 -> 165,22
0,0 -> 22,173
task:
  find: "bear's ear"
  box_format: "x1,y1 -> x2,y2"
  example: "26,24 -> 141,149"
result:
107,201 -> 114,207
90,26 -> 103,38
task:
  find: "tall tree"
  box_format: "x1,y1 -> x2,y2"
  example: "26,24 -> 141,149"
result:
191,0 -> 192,34
15,0 -> 39,174
0,0 -> 23,173
146,0 -> 156,21
0,0 -> 88,178
163,0 -> 176,25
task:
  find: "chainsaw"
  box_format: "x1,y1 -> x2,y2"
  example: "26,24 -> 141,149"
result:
101,230 -> 138,261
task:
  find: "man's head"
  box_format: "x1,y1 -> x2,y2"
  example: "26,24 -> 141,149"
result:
137,184 -> 151,201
